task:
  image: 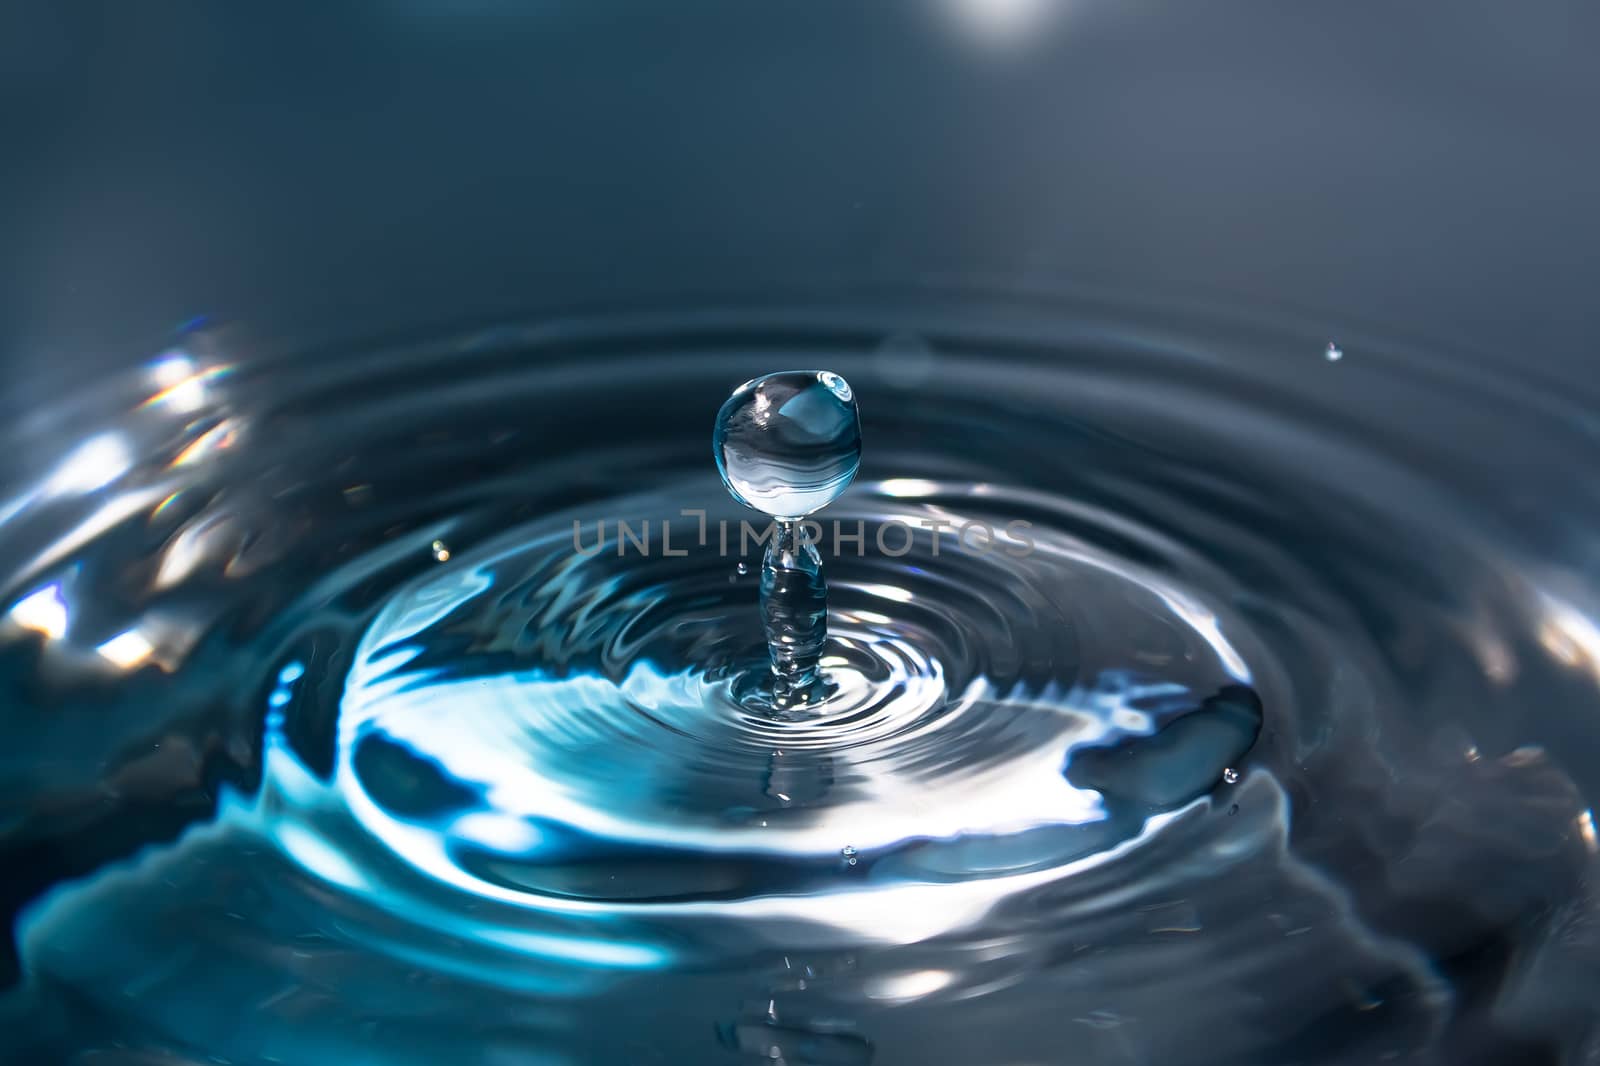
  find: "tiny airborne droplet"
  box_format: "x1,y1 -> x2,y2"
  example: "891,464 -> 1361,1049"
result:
1222,767 -> 1240,784
1325,342 -> 1343,362
431,540 -> 451,562
841,844 -> 859,866
736,561 -> 749,576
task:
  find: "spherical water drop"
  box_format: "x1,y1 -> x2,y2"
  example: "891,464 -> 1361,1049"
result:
1325,342 -> 1343,362
714,371 -> 861,520
736,561 -> 749,576
431,539 -> 451,562
841,844 -> 859,866
1222,767 -> 1240,784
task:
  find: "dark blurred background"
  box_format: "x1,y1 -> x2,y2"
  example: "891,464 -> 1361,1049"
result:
2,1 -> 1596,394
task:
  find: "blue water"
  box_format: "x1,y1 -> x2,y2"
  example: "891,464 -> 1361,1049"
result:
2,297 -> 1598,1064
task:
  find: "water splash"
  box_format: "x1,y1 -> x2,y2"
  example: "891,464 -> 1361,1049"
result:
759,520 -> 828,700
715,371 -> 862,702
2,302 -> 1597,1064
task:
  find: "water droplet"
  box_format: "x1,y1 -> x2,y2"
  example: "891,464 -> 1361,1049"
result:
736,561 -> 749,576
1325,342 -> 1343,362
430,540 -> 451,562
841,844 -> 858,866
1222,767 -> 1240,784
714,371 -> 861,520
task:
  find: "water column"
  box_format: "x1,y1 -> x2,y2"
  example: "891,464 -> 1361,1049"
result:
713,371 -> 862,702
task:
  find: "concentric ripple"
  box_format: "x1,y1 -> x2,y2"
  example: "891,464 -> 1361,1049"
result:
2,294 -> 1598,1065
337,488 -> 1260,910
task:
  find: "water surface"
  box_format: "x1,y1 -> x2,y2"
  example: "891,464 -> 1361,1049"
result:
1,291 -> 1597,1065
